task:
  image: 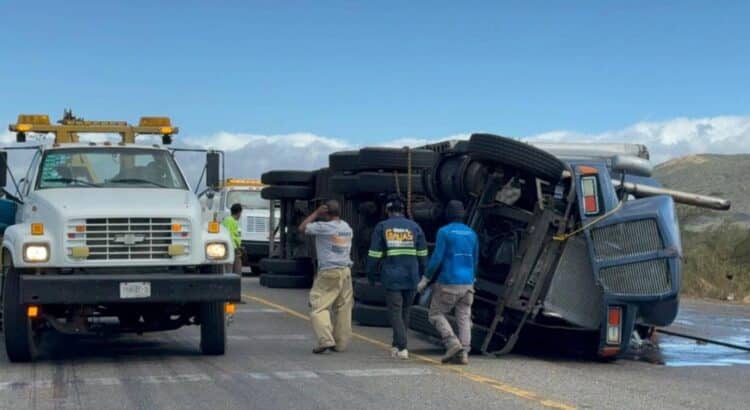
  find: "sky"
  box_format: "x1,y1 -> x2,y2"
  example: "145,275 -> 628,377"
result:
1,1 -> 749,178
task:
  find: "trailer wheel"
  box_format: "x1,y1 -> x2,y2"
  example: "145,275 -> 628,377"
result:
259,273 -> 313,289
352,303 -> 391,327
409,305 -> 495,353
330,173 -> 425,195
357,148 -> 439,171
2,252 -> 38,363
261,185 -> 314,200
328,151 -> 360,172
467,133 -> 565,183
200,301 -> 226,355
259,258 -> 314,276
260,170 -> 315,186
353,278 -> 387,306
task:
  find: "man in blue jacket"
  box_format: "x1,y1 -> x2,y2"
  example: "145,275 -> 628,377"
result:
418,200 -> 478,365
367,195 -> 428,360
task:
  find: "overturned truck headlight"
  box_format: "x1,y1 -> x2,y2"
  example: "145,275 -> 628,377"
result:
205,242 -> 228,260
24,244 -> 50,262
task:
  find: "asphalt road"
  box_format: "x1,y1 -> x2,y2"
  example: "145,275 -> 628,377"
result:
1,278 -> 748,410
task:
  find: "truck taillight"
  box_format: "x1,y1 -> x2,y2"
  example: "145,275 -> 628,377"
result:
606,306 -> 622,345
581,176 -> 600,215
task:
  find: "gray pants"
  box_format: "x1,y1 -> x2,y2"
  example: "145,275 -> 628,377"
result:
385,290 -> 416,351
428,284 -> 474,351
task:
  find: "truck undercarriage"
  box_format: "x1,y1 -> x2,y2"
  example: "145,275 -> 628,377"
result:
258,134 -> 729,358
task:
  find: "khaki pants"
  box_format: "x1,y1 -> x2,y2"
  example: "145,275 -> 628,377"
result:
428,284 -> 474,351
226,248 -> 243,274
309,266 -> 353,350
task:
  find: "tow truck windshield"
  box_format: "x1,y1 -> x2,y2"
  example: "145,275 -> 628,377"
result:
226,189 -> 268,209
36,148 -> 188,190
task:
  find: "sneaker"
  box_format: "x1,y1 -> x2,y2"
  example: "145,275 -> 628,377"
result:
390,347 -> 399,358
397,349 -> 409,360
441,343 -> 463,364
455,351 -> 469,365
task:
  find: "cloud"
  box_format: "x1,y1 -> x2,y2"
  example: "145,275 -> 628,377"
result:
3,116 -> 749,189
527,116 -> 750,164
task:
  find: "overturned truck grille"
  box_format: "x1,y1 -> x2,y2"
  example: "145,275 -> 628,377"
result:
591,219 -> 671,296
66,217 -> 191,261
591,219 -> 663,261
599,259 -> 671,295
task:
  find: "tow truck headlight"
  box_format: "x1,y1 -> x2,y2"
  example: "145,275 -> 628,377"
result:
205,242 -> 228,260
24,244 -> 50,262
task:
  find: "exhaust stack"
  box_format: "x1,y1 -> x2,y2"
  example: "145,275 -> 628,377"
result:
612,180 -> 731,211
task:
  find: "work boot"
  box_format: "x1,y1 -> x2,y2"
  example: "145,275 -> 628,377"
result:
455,351 -> 469,365
397,349 -> 409,360
313,345 -> 335,354
441,342 -> 463,364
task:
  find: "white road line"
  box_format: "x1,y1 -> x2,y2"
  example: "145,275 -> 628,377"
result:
327,368 -> 432,377
0,367 -> 433,392
192,334 -> 310,342
273,371 -> 319,380
235,308 -> 283,314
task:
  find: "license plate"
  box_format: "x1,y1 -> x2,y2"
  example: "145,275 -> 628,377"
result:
119,282 -> 151,299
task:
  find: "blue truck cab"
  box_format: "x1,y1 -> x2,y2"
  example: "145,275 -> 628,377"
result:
565,160 -> 682,357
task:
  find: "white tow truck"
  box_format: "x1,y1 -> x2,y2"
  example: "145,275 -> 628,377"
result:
0,112 -> 241,362
200,178 -> 279,274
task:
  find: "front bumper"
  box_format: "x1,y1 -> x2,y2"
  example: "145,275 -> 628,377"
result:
20,273 -> 241,304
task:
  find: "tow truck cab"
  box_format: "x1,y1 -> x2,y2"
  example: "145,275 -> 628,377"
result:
0,112 -> 241,362
200,178 -> 279,272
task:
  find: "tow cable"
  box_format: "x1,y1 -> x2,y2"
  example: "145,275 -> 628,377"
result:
656,328 -> 750,352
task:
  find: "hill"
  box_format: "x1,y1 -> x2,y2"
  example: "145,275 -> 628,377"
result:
653,154 -> 750,302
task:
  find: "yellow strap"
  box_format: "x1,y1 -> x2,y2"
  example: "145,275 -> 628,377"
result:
553,200 -> 625,242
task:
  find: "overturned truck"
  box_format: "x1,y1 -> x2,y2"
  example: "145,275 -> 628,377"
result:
259,134 -> 729,359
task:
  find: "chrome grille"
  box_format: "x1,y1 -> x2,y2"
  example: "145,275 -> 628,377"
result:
66,217 -> 190,261
591,219 -> 662,261
599,259 -> 671,295
246,216 -> 269,234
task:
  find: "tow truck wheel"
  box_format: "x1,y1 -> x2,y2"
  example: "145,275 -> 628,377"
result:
199,302 -> 226,355
2,253 -> 38,363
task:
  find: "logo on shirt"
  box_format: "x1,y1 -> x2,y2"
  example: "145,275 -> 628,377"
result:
385,228 -> 414,248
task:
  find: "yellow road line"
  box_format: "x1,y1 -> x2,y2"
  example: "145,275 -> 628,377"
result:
241,293 -> 576,410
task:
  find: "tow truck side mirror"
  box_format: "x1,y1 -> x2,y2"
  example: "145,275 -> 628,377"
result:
206,152 -> 221,189
0,151 -> 7,188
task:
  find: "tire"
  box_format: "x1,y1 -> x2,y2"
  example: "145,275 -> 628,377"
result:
2,251 -> 38,362
352,303 -> 391,327
330,172 -> 425,195
261,185 -> 314,200
353,278 -> 387,306
357,148 -> 439,171
467,133 -> 565,183
408,305 -> 440,338
259,258 -> 314,276
200,302 -> 226,355
329,148 -> 439,172
329,151 -> 360,172
261,170 -> 315,186
408,305 -> 494,353
259,273 -> 313,289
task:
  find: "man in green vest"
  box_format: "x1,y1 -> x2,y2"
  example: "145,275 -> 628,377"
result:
222,203 -> 243,274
